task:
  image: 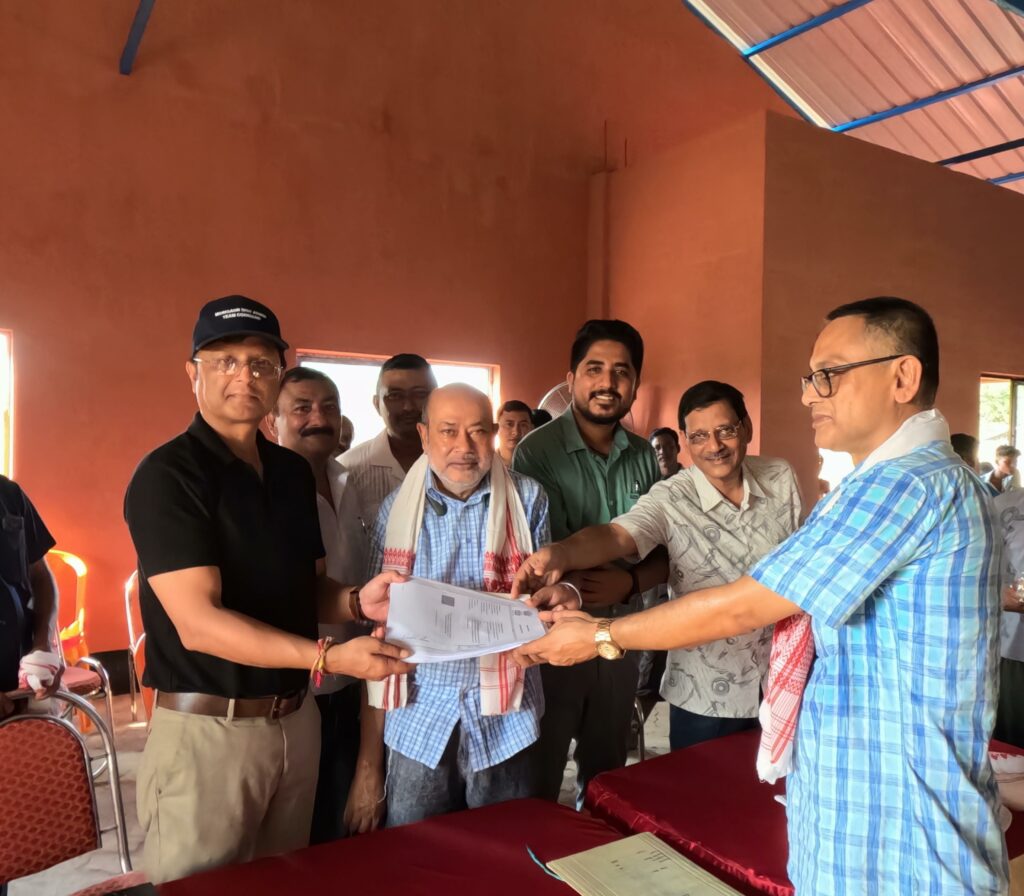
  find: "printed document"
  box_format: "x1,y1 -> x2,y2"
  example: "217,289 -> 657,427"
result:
385,576 -> 546,663
547,833 -> 742,896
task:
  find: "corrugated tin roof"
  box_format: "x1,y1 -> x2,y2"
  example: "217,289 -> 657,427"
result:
685,0 -> 1024,192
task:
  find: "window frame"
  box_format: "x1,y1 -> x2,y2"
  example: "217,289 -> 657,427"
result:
979,372 -> 1024,455
295,347 -> 503,436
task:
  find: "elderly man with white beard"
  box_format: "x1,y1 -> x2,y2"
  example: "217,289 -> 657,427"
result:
366,383 -> 552,826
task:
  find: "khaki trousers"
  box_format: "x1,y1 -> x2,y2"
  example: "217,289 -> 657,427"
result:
137,695 -> 320,883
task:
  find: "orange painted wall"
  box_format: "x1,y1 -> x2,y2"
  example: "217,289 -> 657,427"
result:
595,113 -> 769,464
0,2 -> 788,649
760,113 -> 1024,505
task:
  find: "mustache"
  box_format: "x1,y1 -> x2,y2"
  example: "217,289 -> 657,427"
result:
300,426 -> 335,438
589,390 -> 622,401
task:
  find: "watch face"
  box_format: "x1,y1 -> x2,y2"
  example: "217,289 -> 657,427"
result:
597,641 -> 622,660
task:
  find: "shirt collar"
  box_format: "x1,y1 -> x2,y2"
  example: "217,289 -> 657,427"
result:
186,412 -> 270,467
690,460 -> 760,513
853,409 -> 950,478
558,407 -> 630,456
425,471 -> 492,509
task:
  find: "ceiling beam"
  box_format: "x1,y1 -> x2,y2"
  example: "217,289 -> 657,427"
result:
939,136 -> 1024,166
989,170 -> 1024,186
834,63 -> 1024,133
119,0 -> 157,76
743,0 -> 876,58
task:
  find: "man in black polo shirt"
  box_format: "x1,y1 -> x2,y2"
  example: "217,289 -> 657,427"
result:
1,476 -> 61,717
125,296 -> 412,883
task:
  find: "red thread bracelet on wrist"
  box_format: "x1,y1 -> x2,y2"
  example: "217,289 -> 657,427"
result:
311,636 -> 336,688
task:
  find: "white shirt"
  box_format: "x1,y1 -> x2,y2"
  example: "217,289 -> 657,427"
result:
315,457 -> 371,694
339,430 -> 407,529
614,456 -> 802,717
996,489 -> 1024,662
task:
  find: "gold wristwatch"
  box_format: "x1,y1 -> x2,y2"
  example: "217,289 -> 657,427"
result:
595,619 -> 625,660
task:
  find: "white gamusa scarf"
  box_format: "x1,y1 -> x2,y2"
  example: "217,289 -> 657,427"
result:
756,410 -> 951,783
368,453 -> 533,715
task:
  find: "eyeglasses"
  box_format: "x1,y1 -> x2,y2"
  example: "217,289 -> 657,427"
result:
800,354 -> 906,398
687,423 -> 742,446
192,356 -> 283,380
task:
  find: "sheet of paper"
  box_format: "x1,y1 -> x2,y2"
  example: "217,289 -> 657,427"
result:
385,576 -> 546,663
547,832 -> 742,896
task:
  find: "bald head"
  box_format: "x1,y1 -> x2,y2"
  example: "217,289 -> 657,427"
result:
423,384 -> 493,426
418,384 -> 495,499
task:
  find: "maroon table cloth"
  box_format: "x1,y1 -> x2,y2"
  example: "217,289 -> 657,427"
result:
586,731 -> 1024,896
157,798 -> 620,896
586,730 -> 791,896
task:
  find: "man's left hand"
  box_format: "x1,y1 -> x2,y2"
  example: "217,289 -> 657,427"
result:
343,762 -> 385,835
512,610 -> 600,667
577,566 -> 633,607
359,571 -> 409,623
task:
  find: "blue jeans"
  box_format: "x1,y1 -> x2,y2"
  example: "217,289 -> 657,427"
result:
385,725 -> 538,827
669,704 -> 758,751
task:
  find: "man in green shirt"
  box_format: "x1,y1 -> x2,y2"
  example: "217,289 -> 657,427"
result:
513,319 -> 663,806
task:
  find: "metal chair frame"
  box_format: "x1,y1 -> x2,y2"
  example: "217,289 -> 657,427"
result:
65,655 -> 117,778
633,696 -> 646,762
0,689 -> 132,879
124,571 -> 144,722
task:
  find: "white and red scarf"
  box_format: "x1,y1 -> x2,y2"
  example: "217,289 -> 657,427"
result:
756,410 -> 951,784
368,453 -> 533,716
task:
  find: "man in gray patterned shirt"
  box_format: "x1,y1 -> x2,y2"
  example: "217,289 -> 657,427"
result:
526,380 -> 802,750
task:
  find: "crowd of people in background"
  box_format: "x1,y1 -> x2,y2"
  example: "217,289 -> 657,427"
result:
2,293 -> 1021,894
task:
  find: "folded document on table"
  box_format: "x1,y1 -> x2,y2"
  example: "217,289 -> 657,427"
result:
547,832 -> 742,896
385,576 -> 546,663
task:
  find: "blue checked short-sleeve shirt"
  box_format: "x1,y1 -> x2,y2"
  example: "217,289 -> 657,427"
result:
369,470 -> 550,772
750,440 -> 1006,895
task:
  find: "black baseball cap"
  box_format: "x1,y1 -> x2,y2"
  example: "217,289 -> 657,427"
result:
192,295 -> 289,355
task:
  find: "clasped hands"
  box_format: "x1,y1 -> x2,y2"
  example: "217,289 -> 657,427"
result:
508,544 -> 619,669
345,550 -> 629,678
327,570 -> 415,681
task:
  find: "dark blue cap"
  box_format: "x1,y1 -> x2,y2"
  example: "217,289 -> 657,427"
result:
192,295 -> 289,355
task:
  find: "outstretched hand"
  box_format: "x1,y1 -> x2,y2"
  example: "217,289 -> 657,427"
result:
328,636 -> 414,680
359,571 -> 409,623
512,610 -> 600,668
510,544 -> 570,599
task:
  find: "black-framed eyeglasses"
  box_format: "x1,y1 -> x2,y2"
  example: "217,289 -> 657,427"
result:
192,356 -> 283,380
800,354 -> 906,398
686,422 -> 742,446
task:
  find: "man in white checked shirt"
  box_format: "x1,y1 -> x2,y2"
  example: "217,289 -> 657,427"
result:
369,384 -> 551,827
515,298 -> 1006,894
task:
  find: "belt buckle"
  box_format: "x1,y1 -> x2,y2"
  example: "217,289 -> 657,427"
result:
270,696 -> 282,720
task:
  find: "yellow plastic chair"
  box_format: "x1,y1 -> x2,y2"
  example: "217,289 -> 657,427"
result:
46,550 -> 115,752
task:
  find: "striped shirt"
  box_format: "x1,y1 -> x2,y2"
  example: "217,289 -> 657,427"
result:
750,440 -> 1006,894
368,470 -> 550,771
339,430 -> 407,526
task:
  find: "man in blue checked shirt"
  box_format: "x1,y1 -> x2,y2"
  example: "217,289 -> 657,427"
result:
516,297 -> 1007,894
368,384 -> 552,827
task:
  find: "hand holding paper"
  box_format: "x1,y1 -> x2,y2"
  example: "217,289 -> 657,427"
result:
385,577 -> 546,663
